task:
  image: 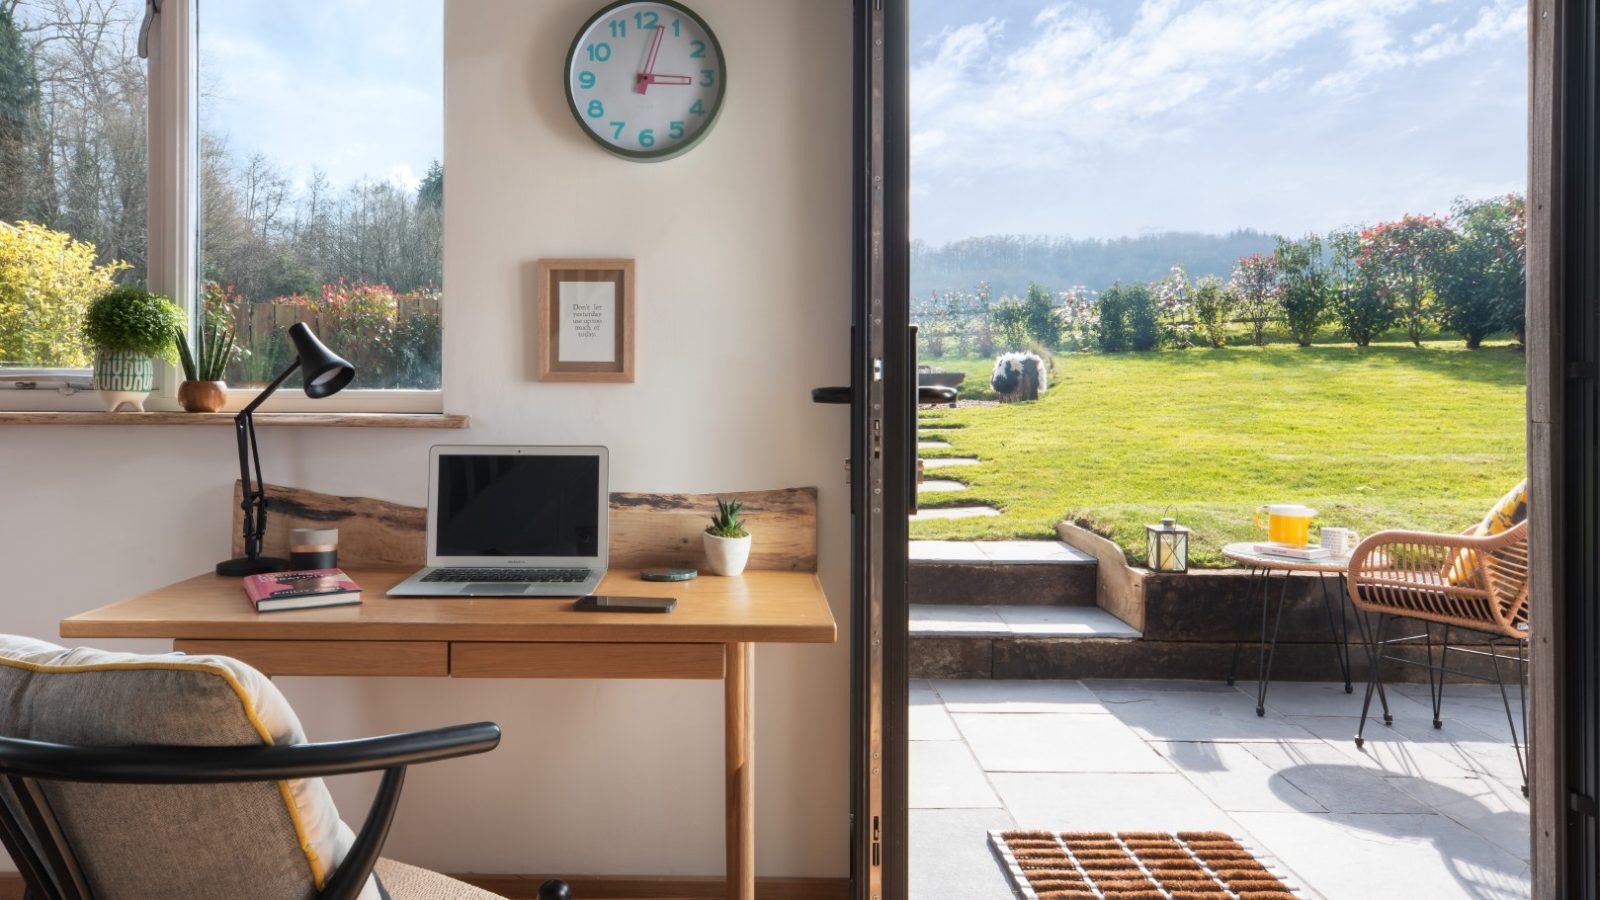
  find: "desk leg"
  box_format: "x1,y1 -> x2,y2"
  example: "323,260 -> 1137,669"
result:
726,641 -> 754,900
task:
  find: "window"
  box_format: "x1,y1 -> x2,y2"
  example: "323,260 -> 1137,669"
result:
0,0 -> 444,410
197,1 -> 444,393
0,0 -> 148,390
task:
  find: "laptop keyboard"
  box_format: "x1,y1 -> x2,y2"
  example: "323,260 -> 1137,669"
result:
421,567 -> 593,584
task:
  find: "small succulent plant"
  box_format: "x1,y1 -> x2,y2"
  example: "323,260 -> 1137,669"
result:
176,315 -> 237,382
706,497 -> 748,538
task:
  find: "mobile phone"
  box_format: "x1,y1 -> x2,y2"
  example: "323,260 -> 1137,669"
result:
574,595 -> 677,613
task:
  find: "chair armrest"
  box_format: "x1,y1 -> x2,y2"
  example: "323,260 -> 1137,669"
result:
1347,519 -> 1529,579
0,722 -> 501,784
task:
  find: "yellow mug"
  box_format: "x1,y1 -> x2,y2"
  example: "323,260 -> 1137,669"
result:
1255,503 -> 1316,547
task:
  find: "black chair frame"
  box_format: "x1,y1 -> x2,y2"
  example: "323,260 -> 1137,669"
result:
0,722 -> 501,900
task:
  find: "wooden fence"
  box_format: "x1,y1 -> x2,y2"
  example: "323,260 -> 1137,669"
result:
229,295 -> 440,352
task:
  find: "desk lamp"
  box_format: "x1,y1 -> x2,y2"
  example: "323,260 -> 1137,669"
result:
217,323 -> 356,576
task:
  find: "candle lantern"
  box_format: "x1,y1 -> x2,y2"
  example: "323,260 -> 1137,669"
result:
1146,517 -> 1190,573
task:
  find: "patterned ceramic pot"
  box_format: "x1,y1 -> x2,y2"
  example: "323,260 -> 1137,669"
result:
93,350 -> 154,412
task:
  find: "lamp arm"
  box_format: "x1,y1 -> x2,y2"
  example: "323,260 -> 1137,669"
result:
234,359 -> 300,563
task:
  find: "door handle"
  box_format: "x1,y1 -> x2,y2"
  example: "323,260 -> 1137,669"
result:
812,386 -> 851,404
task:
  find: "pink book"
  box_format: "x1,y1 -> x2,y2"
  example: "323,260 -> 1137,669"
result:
243,568 -> 362,613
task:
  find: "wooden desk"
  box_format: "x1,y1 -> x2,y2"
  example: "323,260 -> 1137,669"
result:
61,566 -> 837,900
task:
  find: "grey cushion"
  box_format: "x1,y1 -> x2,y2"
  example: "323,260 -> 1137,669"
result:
0,634 -> 379,900
373,859 -> 507,900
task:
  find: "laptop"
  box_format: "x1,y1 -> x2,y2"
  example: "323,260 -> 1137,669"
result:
388,445 -> 608,597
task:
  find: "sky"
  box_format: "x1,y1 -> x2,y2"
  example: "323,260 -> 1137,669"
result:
910,0 -> 1528,244
198,0 -> 443,193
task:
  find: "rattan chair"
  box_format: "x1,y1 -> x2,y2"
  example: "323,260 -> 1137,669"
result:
1345,519 -> 1529,793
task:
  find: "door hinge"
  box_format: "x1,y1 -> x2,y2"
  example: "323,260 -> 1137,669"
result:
1566,360 -> 1595,381
1571,791 -> 1597,816
871,814 -> 881,866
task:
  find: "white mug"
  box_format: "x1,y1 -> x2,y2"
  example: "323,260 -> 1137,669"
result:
1320,527 -> 1360,555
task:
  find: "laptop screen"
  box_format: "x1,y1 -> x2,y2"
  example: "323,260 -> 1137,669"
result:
434,453 -> 601,559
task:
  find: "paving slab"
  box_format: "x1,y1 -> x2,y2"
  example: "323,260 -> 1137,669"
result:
1285,715 -> 1496,781
1232,810 -> 1529,900
909,809 -> 1017,900
922,457 -> 981,468
994,605 -> 1142,638
909,604 -> 1007,637
909,505 -> 1001,521
953,712 -> 1170,773
1385,775 -> 1531,863
918,439 -> 952,449
910,740 -> 1003,808
1255,680 -> 1433,719
911,684 -> 961,740
1242,742 -> 1434,814
1084,678 -> 1239,694
1152,740 -> 1326,814
990,772 -> 1241,832
931,679 -> 1106,714
1096,689 -> 1321,743
910,540 -> 987,561
973,540 -> 1096,564
918,479 -> 967,493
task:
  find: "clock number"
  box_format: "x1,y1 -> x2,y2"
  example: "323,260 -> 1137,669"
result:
586,42 -> 611,62
634,10 -> 658,29
639,128 -> 655,148
578,70 -> 596,89
608,19 -> 626,38
699,69 -> 716,87
689,99 -> 705,116
588,100 -> 605,118
609,121 -> 626,140
671,19 -> 680,36
689,40 -> 706,59
669,120 -> 685,139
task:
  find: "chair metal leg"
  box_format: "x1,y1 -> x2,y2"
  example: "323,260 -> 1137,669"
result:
1354,613 -> 1394,747
1431,625 -> 1451,729
1489,637 -> 1529,796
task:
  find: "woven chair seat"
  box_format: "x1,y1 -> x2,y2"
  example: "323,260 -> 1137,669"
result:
374,859 -> 506,900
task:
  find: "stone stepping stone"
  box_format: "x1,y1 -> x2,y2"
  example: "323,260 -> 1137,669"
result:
918,439 -> 951,450
922,457 -> 980,468
918,479 -> 967,493
910,540 -> 1095,565
910,505 -> 1000,522
909,604 -> 1141,639
919,422 -> 962,430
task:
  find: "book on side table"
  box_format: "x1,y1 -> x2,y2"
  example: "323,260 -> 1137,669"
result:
1252,542 -> 1333,560
243,568 -> 362,613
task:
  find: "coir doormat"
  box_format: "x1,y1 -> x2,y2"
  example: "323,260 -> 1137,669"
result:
990,830 -> 1298,899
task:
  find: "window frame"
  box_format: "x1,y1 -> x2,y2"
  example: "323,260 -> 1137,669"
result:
0,0 -> 444,415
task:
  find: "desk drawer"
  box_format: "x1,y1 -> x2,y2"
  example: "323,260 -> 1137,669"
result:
450,642 -> 725,679
173,639 -> 449,677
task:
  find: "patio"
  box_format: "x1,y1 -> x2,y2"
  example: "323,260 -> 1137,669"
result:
910,678 -> 1530,900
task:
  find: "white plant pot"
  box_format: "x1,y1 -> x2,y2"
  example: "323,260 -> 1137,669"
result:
703,532 -> 752,577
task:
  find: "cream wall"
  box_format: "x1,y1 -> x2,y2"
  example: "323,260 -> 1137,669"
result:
0,0 -> 852,878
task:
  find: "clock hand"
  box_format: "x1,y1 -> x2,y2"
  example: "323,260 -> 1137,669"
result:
639,74 -> 693,86
635,25 -> 665,94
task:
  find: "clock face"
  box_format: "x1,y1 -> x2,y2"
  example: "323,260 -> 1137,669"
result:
564,1 -> 726,161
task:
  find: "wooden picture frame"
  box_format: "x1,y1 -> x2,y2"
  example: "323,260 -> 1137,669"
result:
535,258 -> 635,383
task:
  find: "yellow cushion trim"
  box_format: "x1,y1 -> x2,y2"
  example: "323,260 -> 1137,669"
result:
1448,480 -> 1528,586
0,655 -> 329,889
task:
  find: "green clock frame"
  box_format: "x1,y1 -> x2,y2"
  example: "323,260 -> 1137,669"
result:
563,0 -> 728,162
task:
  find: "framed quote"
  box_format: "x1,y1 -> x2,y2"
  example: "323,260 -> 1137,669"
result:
535,258 -> 635,383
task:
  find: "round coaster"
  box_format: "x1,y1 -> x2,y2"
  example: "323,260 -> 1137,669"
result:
641,567 -> 699,582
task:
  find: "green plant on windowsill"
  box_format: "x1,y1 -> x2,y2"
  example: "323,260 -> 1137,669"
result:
703,497 -> 752,577
174,316 -> 237,412
81,286 -> 185,412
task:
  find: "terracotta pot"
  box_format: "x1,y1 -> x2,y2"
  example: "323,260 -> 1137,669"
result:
178,380 -> 228,413
703,532 -> 752,576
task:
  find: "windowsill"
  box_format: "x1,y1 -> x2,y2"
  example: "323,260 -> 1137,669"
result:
0,411 -> 469,428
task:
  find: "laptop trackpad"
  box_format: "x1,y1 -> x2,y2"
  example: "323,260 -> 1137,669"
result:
463,583 -> 531,594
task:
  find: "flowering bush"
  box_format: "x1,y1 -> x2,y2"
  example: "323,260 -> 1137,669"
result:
1435,195 -> 1525,347
1356,214 -> 1453,346
0,221 -> 128,367
1054,286 -> 1099,350
1154,265 -> 1195,348
1190,275 -> 1233,348
1228,254 -> 1281,346
1328,227 -> 1397,347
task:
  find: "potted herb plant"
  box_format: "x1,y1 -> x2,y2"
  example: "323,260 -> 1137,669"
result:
703,497 -> 752,576
82,285 -> 185,412
175,314 -> 236,412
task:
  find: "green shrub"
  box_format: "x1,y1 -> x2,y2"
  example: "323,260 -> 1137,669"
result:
1437,195 -> 1525,348
1098,282 -> 1159,351
1023,282 -> 1061,348
0,221 -> 127,366
1095,283 -> 1130,352
990,296 -> 1029,352
1228,254 -> 1281,346
82,284 -> 184,361
1190,275 -> 1233,348
1329,227 -> 1398,347
1275,235 -> 1330,346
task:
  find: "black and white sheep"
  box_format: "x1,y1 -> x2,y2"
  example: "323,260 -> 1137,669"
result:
989,352 -> 1049,402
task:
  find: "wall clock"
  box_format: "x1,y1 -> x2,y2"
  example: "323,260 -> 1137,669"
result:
564,0 -> 727,161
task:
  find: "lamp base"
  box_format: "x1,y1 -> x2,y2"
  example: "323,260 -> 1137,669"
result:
216,556 -> 291,577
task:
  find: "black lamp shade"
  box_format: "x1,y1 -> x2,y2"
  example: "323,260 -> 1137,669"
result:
288,322 -> 355,398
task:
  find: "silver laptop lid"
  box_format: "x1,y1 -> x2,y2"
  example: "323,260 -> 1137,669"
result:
425,445 -> 609,569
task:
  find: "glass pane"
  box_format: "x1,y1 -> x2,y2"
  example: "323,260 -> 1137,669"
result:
0,0 -> 148,373
198,0 -> 443,390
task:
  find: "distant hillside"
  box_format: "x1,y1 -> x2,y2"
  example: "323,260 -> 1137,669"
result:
910,230 -> 1282,297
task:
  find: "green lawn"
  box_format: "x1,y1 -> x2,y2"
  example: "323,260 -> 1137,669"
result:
915,342 -> 1527,568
